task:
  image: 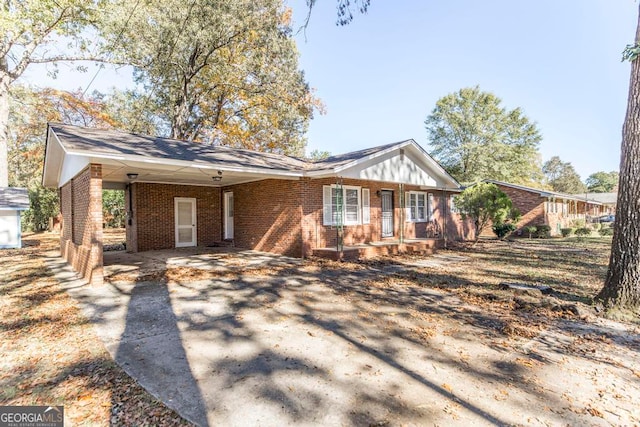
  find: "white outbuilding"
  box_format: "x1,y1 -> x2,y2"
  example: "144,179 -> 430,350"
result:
0,187 -> 29,249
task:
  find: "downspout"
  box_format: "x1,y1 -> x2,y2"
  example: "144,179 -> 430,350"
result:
399,183 -> 404,244
442,187 -> 447,249
336,177 -> 344,260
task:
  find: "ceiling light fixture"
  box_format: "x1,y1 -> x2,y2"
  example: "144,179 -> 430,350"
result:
212,171 -> 223,182
126,173 -> 139,180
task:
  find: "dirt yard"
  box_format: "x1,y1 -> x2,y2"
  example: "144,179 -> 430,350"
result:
2,233 -> 640,426
0,233 -> 190,426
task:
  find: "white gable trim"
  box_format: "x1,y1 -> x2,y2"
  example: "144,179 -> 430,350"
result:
335,141 -> 459,189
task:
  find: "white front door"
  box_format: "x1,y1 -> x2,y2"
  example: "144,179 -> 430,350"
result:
224,192 -> 234,239
175,197 -> 197,247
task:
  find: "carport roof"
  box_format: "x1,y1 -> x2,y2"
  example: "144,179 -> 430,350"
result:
48,123 -> 310,171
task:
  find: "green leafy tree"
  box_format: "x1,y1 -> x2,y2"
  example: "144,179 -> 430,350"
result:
454,182 -> 520,242
22,186 -> 58,231
8,86 -> 119,230
0,0 -> 114,187
542,156 -> 586,194
598,6 -> 640,311
102,0 -> 322,156
425,86 -> 543,185
586,171 -> 619,193
307,149 -> 331,161
103,189 -> 125,228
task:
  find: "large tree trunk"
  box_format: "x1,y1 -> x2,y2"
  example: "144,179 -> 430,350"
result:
0,70 -> 11,187
597,5 -> 640,310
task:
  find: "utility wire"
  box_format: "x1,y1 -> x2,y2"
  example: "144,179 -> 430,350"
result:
81,0 -> 143,97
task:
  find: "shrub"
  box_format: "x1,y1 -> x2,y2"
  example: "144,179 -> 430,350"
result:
590,223 -> 601,231
575,227 -> 591,237
535,225 -> 551,239
492,222 -> 517,239
560,228 -> 573,237
599,227 -> 613,236
524,226 -> 537,239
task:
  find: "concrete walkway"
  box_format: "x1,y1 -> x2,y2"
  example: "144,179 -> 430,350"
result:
48,250 -> 640,426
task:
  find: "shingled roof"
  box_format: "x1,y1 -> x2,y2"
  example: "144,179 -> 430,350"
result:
49,123 -> 309,172
44,123 -> 461,189
307,141 -> 411,171
0,187 -> 29,210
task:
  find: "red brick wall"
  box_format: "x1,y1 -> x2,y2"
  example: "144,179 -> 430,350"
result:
60,184 -> 72,241
131,183 -> 221,252
223,179 -> 303,257
127,178 -> 472,257
495,184 -> 546,236
302,178 -> 399,251
59,164 -> 103,285
301,179 -> 471,252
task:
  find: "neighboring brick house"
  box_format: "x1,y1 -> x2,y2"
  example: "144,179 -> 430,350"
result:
43,123 -> 473,284
583,192 -> 617,215
485,180 -> 604,237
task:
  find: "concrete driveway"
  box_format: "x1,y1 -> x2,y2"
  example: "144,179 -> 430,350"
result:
50,249 -> 640,426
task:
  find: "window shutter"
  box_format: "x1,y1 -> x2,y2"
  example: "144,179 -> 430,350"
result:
323,185 -> 333,225
405,191 -> 411,222
362,188 -> 370,224
428,193 -> 435,221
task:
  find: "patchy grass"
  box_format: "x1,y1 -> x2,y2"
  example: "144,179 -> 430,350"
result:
309,236 -> 627,339
0,233 -> 191,426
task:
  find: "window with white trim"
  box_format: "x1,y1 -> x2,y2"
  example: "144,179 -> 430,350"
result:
322,185 -> 369,226
406,191 -> 429,222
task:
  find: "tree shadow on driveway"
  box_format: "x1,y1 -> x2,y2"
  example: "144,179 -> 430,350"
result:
115,280 -> 209,426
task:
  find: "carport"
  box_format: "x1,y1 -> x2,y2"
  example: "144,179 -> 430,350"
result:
42,123 -> 304,285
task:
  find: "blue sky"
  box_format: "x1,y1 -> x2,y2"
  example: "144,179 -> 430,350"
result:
24,0 -> 637,180
289,0 -> 637,180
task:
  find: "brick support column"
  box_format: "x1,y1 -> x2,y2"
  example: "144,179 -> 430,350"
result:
59,164 -> 103,286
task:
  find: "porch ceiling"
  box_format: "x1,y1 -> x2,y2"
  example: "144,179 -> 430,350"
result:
99,158 -> 298,189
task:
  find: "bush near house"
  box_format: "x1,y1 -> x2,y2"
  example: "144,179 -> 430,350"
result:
599,226 -> 613,237
524,225 -> 537,239
535,225 -> 552,239
492,222 -> 517,239
575,227 -> 592,238
560,228 -> 573,237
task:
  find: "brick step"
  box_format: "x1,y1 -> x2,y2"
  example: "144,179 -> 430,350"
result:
312,239 -> 440,261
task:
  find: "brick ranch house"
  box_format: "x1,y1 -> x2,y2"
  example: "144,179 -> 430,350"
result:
42,123 -> 474,285
485,180 -> 605,236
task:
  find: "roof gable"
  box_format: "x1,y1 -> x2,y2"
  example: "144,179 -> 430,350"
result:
308,139 -> 460,189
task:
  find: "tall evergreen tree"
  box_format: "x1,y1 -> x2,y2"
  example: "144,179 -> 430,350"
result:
598,5 -> 640,311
